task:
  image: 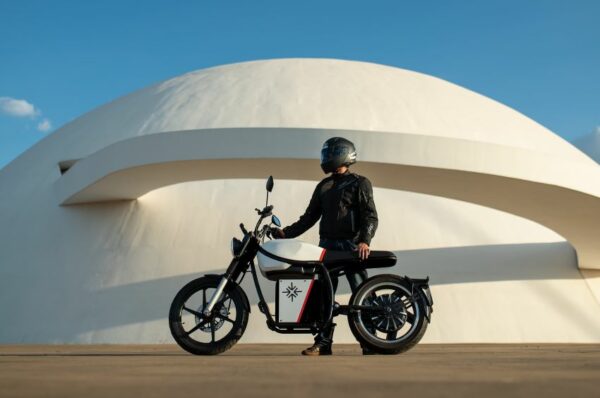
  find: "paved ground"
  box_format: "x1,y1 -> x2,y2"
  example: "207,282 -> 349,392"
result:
1,344 -> 599,398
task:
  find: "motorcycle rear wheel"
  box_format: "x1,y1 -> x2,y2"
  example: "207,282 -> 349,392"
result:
348,274 -> 429,355
169,276 -> 249,355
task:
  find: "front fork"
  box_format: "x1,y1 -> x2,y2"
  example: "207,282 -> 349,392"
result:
203,277 -> 229,316
202,256 -> 245,316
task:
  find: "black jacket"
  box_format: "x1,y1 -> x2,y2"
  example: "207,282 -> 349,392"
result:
282,171 -> 378,245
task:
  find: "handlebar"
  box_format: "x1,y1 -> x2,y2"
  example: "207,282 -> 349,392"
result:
243,205 -> 276,238
255,205 -> 274,216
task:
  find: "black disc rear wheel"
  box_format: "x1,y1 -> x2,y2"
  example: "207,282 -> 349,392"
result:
348,275 -> 429,355
169,276 -> 249,355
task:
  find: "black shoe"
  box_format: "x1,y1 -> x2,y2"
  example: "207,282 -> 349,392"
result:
302,323 -> 335,356
361,346 -> 376,355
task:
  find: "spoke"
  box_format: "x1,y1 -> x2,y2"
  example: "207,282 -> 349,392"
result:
210,319 -> 216,342
386,330 -> 398,340
390,316 -> 398,330
203,289 -> 207,307
383,295 -> 391,306
219,315 -> 235,324
407,312 -> 416,324
182,306 -> 203,318
393,314 -> 405,326
372,314 -> 384,323
185,319 -> 207,336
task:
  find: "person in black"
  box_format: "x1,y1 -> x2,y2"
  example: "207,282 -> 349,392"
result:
272,137 -> 378,356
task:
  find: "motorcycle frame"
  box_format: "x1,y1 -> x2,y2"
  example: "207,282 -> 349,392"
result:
202,190 -> 434,336
210,229 -> 433,335
223,229 -> 338,334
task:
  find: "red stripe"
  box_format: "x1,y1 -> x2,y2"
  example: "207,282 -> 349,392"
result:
296,278 -> 315,323
319,248 -> 326,262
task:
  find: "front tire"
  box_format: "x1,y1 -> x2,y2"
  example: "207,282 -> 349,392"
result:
348,275 -> 429,355
169,276 -> 249,355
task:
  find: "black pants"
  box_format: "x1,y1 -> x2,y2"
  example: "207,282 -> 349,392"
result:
316,238 -> 368,345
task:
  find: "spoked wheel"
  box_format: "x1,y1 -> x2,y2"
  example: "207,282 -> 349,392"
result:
348,275 -> 429,354
169,276 -> 249,355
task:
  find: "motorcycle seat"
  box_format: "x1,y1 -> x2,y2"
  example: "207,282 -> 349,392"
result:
322,249 -> 397,269
259,250 -> 397,281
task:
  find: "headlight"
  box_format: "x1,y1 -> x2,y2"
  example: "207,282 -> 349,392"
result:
230,237 -> 243,256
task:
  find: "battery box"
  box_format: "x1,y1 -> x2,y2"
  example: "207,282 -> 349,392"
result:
275,276 -> 325,325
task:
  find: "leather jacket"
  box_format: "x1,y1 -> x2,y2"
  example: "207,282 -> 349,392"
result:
282,171 -> 378,245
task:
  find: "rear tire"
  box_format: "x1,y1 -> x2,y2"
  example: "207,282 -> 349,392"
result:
348,274 -> 429,355
169,276 -> 249,355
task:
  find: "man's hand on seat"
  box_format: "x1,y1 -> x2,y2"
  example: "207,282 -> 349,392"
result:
358,242 -> 370,260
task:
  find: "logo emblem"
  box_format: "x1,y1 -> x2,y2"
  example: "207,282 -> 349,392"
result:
282,282 -> 302,302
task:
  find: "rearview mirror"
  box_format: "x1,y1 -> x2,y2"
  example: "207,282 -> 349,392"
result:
266,176 -> 274,192
271,215 -> 281,227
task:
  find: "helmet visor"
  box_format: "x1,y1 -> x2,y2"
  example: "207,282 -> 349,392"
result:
320,145 -> 349,163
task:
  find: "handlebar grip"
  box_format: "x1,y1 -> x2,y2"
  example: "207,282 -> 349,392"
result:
240,223 -> 248,235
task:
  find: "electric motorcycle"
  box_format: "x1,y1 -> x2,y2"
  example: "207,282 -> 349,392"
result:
169,176 -> 433,355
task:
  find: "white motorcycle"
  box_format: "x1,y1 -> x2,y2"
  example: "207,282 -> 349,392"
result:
169,176 -> 433,355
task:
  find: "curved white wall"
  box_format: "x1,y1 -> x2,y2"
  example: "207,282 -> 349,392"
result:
1,178 -> 600,343
53,128 -> 600,270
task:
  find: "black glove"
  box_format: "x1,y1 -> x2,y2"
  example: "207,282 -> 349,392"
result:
270,227 -> 285,239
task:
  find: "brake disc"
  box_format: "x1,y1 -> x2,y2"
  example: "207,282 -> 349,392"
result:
195,305 -> 229,332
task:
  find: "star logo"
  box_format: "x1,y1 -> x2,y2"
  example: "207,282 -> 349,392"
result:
283,282 -> 302,302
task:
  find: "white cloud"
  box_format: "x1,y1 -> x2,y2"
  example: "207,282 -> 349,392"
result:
0,96 -> 52,133
0,96 -> 38,117
37,118 -> 52,132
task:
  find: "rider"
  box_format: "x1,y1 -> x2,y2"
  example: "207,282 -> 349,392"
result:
272,137 -> 378,356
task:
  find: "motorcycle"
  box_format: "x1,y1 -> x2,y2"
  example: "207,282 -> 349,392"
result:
169,176 -> 433,355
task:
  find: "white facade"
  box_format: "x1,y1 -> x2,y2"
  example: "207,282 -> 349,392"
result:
1,59 -> 600,344
574,128 -> 600,164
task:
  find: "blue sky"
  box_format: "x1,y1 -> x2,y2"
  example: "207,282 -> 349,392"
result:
1,0 -> 599,168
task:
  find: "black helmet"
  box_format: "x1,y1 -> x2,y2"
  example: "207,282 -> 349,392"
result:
320,137 -> 357,173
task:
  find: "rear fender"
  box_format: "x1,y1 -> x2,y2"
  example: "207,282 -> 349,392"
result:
402,276 -> 434,322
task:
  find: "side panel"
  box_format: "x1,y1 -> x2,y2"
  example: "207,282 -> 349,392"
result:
276,278 -> 315,323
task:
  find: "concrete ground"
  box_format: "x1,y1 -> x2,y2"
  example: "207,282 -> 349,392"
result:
1,344 -> 599,398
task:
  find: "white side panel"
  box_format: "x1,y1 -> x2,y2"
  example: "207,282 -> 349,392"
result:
257,239 -> 324,276
277,279 -> 315,323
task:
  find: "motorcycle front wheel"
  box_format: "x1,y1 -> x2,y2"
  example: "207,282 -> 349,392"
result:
348,274 -> 429,355
169,276 -> 249,355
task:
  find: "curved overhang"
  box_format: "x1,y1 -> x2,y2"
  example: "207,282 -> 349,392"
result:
55,128 -> 600,270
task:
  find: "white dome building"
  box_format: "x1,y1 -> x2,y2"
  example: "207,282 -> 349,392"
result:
574,128 -> 600,164
1,58 -> 600,344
